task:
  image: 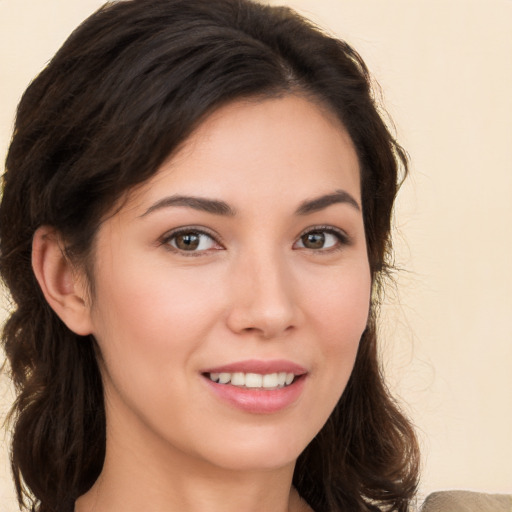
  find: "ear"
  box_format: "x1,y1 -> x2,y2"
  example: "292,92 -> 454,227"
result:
32,226 -> 93,336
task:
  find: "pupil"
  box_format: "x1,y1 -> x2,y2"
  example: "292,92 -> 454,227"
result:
176,233 -> 200,250
303,232 -> 325,249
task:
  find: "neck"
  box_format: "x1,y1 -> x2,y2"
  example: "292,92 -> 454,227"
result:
75,411 -> 310,512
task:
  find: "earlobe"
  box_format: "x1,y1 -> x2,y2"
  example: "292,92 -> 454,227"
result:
32,226 -> 93,336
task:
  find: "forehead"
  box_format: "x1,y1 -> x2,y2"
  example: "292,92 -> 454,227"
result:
123,95 -> 361,215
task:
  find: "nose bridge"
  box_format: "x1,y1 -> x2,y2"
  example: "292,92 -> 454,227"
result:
226,243 -> 298,338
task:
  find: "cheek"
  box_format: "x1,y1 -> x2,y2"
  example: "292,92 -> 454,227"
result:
88,263 -> 229,440
89,260 -> 226,381
305,262 -> 371,338
285,263 -> 370,442
301,261 -> 371,386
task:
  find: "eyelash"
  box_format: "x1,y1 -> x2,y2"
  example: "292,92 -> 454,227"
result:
160,225 -> 351,256
160,226 -> 223,256
294,225 -> 351,253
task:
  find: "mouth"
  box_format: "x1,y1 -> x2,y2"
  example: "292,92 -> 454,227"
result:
204,371 -> 298,390
201,360 -> 308,413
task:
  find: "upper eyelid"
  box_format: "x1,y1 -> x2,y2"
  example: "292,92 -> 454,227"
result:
158,224 -> 351,248
159,226 -> 225,249
297,225 -> 351,241
161,225 -> 221,240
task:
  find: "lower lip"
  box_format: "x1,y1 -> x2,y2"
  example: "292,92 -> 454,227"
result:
203,375 -> 306,414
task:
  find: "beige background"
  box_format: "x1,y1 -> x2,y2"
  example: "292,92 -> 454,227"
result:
1,0 -> 511,510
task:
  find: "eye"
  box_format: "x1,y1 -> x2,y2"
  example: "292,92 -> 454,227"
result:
163,229 -> 221,253
294,227 -> 348,251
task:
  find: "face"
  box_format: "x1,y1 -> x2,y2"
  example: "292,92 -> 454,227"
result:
86,95 -> 371,473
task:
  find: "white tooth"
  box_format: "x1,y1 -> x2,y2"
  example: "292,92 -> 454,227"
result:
231,372 -> 245,386
218,372 -> 231,384
285,373 -> 294,385
245,373 -> 263,388
210,372 -> 220,382
262,373 -> 279,388
277,372 -> 287,387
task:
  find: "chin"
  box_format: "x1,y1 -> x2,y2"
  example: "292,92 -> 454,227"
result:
189,424 -> 314,473
208,447 -> 299,473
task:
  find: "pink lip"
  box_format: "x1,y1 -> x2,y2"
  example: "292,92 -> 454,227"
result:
202,359 -> 307,375
201,359 -> 308,415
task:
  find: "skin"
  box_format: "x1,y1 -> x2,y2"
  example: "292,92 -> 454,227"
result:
35,95 -> 371,512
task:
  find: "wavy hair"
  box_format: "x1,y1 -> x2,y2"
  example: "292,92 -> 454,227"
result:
0,1 -> 419,511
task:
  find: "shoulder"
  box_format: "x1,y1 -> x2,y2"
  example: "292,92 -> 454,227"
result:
421,490 -> 512,512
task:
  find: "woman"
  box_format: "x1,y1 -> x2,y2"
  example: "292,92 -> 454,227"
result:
0,0 -> 419,511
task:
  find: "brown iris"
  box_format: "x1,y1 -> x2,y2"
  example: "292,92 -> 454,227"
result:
174,232 -> 201,250
301,231 -> 326,249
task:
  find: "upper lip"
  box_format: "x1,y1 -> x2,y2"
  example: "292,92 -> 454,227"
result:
202,359 -> 308,375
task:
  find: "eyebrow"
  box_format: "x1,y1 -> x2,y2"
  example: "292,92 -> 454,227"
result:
141,195 -> 236,217
140,189 -> 360,218
295,189 -> 361,215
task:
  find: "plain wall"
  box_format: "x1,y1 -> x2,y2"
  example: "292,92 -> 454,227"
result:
1,0 -> 511,509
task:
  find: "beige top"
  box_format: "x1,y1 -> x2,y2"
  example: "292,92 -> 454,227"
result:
421,490 -> 512,512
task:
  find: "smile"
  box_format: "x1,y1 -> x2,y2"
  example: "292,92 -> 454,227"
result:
202,360 -> 307,413
207,372 -> 296,389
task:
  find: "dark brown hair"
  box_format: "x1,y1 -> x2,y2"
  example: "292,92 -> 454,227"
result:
0,1 -> 419,511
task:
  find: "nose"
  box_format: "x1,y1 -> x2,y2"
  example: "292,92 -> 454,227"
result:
225,249 -> 301,339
